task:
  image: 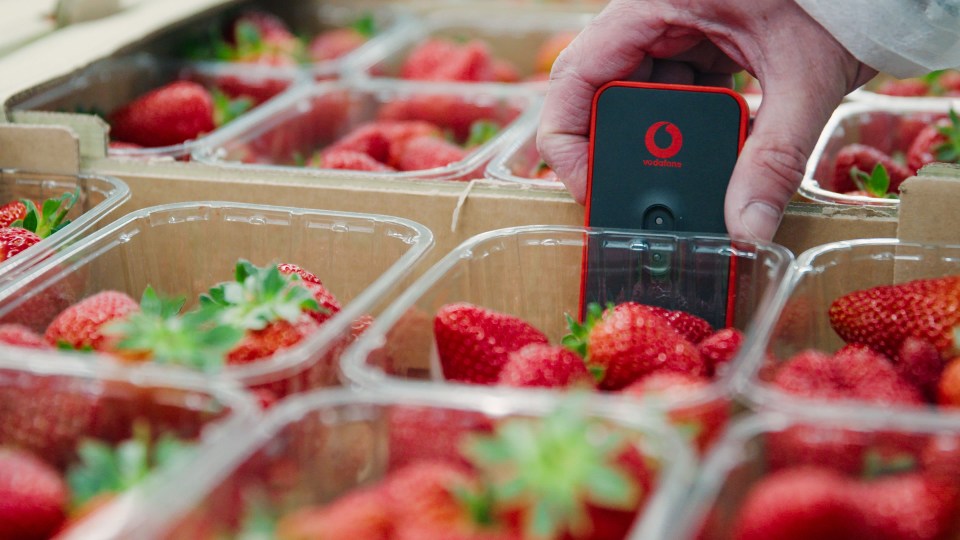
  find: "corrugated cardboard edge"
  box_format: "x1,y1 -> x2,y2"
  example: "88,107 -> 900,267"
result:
895,168 -> 960,281
11,111 -> 107,159
0,123 -> 80,174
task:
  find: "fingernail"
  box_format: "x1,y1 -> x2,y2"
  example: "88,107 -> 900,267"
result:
740,202 -> 781,241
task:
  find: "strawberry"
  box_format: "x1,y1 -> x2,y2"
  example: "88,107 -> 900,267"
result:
377,95 -> 513,142
564,302 -> 705,391
646,305 -> 713,344
0,200 -> 26,228
622,371 -> 728,453
0,227 -> 39,262
276,263 -> 341,325
732,467 -> 869,540
395,135 -> 469,171
828,275 -> 960,360
906,109 -> 960,171
773,345 -> 924,405
201,260 -> 321,366
535,31 -> 577,74
875,78 -> 931,97
275,486 -> 392,540
698,328 -> 744,376
227,11 -> 295,47
44,290 -> 140,351
530,160 -> 559,181
103,286 -> 244,371
434,302 -> 549,384
308,14 -> 375,62
492,59 -> 520,83
497,343 -> 594,389
324,120 -> 441,166
894,336 -> 943,398
109,81 -> 217,147
832,144 -> 912,194
462,399 -> 643,540
309,148 -> 395,172
400,38 -> 496,82
0,447 -> 67,540
0,323 -> 49,348
226,11 -> 303,64
936,356 -> 960,406
383,461 -> 517,540
851,472 -> 959,540
387,406 -> 493,471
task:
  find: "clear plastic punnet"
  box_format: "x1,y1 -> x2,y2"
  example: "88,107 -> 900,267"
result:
349,8 -> 594,88
341,226 -> 793,452
130,387 -> 696,540
735,238 -> 960,421
670,411 -> 960,539
192,79 -> 539,182
9,54 -> 303,160
0,350 -> 257,540
800,101 -> 954,207
0,201 -> 432,399
0,170 -> 129,284
486,102 -> 566,188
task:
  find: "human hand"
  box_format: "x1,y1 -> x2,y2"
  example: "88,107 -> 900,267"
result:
537,0 -> 876,241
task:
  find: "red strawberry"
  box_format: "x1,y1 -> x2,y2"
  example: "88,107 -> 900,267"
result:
828,275 -> 960,360
383,461 -> 516,540
325,120 -> 441,166
894,336 -> 943,397
875,78 -> 931,97
0,227 -> 40,262
646,305 -> 714,344
0,447 -> 67,540
766,424 -> 874,475
773,345 -> 924,405
530,161 -> 559,181
227,11 -> 295,46
310,148 -> 395,172
377,95 -> 513,142
226,315 -> 317,365
832,144 -> 912,194
0,324 -> 49,348
938,70 -> 960,94
907,110 -> 960,171
566,302 -> 705,391
400,38 -> 496,82
698,328 -> 744,376
936,356 -> 960,406
276,487 -> 392,540
308,28 -> 367,62
535,31 -> 577,74
0,200 -> 26,228
622,371 -> 728,452
732,467 -> 868,540
277,263 -> 341,325
396,135 -> 469,171
851,473 -> 958,540
109,81 -> 216,147
387,406 -> 493,471
492,59 -> 520,83
44,290 -> 140,351
434,303 -> 549,384
497,343 -> 594,389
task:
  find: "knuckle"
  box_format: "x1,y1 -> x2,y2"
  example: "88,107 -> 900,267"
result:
747,138 -> 809,200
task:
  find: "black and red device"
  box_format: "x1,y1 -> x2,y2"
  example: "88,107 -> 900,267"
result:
580,82 -> 748,328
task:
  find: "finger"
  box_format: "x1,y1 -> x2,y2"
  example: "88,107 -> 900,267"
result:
694,72 -> 734,88
667,40 -> 742,74
649,60 -> 696,85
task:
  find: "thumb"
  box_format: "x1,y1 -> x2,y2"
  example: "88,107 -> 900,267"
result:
724,79 -> 844,242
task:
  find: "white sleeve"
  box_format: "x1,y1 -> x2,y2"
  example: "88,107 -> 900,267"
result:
794,0 -> 960,78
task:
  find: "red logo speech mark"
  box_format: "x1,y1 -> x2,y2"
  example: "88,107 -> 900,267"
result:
644,121 -> 683,159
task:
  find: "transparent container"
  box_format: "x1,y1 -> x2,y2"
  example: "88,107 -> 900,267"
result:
848,71 -> 960,105
193,79 -> 538,182
736,238 -> 960,420
0,350 -> 257,540
9,54 -> 301,160
351,9 -> 594,87
132,387 -> 695,540
800,101 -> 952,207
341,226 -> 793,451
671,412 -> 960,539
0,170 -> 129,285
0,201 -> 432,399
486,103 -> 566,188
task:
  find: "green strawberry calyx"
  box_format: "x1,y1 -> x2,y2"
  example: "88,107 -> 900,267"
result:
934,108 -> 960,163
861,449 -> 917,480
351,13 -> 377,39
212,89 -> 253,127
66,421 -> 192,511
12,188 -> 80,239
105,286 -> 244,373
562,302 -> 611,382
465,120 -> 501,149
462,396 -> 642,539
850,163 -> 898,199
201,260 -> 320,331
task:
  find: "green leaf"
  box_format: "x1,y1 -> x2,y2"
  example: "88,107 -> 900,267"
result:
465,120 -> 500,148
851,164 -> 891,198
351,13 -> 377,38
17,189 -> 79,238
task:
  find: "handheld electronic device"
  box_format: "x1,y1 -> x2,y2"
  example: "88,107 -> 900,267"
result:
580,82 -> 748,327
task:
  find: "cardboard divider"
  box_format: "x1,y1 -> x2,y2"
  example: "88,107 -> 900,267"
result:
0,123 -> 80,173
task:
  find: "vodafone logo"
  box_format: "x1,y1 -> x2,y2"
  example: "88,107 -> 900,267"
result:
643,121 -> 683,168
644,121 -> 683,158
